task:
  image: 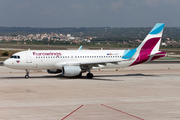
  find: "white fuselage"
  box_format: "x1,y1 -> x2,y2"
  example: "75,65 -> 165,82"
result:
4,50 -> 133,70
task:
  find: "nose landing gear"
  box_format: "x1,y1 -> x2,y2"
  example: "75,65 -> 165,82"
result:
25,70 -> 29,79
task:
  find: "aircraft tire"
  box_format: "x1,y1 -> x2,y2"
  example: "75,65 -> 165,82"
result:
86,73 -> 93,79
25,75 -> 29,79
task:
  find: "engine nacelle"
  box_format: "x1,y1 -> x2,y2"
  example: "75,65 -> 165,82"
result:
62,66 -> 81,77
47,69 -> 62,74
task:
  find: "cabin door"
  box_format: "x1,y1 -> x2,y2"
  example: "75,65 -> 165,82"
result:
26,51 -> 32,63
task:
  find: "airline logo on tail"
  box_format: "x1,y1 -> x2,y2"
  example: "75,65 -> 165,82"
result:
129,23 -> 166,66
149,23 -> 164,35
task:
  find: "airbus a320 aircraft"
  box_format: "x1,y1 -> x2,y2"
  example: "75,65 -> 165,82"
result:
4,23 -> 166,79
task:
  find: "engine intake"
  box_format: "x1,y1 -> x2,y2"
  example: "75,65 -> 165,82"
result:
63,66 -> 81,76
47,69 -> 62,74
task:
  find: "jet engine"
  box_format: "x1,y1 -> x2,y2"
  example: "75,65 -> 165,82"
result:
47,69 -> 62,74
62,66 -> 81,76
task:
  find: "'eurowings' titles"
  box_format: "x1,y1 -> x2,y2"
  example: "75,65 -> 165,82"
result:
33,52 -> 62,56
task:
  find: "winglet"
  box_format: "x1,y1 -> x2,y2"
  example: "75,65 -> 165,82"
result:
78,45 -> 82,50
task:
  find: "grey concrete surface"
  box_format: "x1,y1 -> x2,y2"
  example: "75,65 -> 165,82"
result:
0,64 -> 180,120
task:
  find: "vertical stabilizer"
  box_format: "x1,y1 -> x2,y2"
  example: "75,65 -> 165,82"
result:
138,23 -> 164,53
130,23 -> 165,66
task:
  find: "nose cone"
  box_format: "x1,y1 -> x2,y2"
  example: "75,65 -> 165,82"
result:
3,59 -> 10,67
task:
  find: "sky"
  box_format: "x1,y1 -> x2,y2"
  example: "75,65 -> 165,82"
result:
0,0 -> 180,27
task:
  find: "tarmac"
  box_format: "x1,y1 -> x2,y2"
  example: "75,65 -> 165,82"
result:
0,63 -> 180,120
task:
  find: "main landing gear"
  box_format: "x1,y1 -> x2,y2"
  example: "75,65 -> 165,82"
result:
25,70 -> 29,79
86,73 -> 93,79
86,69 -> 93,79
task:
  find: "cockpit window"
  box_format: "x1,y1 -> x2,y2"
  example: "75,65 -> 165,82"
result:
10,55 -> 20,59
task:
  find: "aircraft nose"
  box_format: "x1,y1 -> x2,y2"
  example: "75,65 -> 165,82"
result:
3,59 -> 10,67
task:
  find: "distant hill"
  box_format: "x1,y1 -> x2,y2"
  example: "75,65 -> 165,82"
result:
0,27 -> 180,40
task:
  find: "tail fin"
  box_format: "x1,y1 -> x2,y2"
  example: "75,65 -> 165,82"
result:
130,23 -> 166,66
138,23 -> 164,53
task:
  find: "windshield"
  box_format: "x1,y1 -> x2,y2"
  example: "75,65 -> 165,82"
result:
10,55 -> 20,59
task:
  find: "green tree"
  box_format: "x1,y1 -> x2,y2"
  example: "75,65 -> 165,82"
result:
2,51 -> 9,56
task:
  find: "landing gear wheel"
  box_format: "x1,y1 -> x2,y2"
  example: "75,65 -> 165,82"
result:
86,73 -> 93,79
25,75 -> 29,79
25,70 -> 29,79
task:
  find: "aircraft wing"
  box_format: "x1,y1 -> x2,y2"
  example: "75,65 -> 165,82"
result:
65,59 -> 133,69
80,59 -> 124,65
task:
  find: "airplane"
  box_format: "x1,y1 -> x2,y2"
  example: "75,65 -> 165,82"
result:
4,23 -> 166,79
